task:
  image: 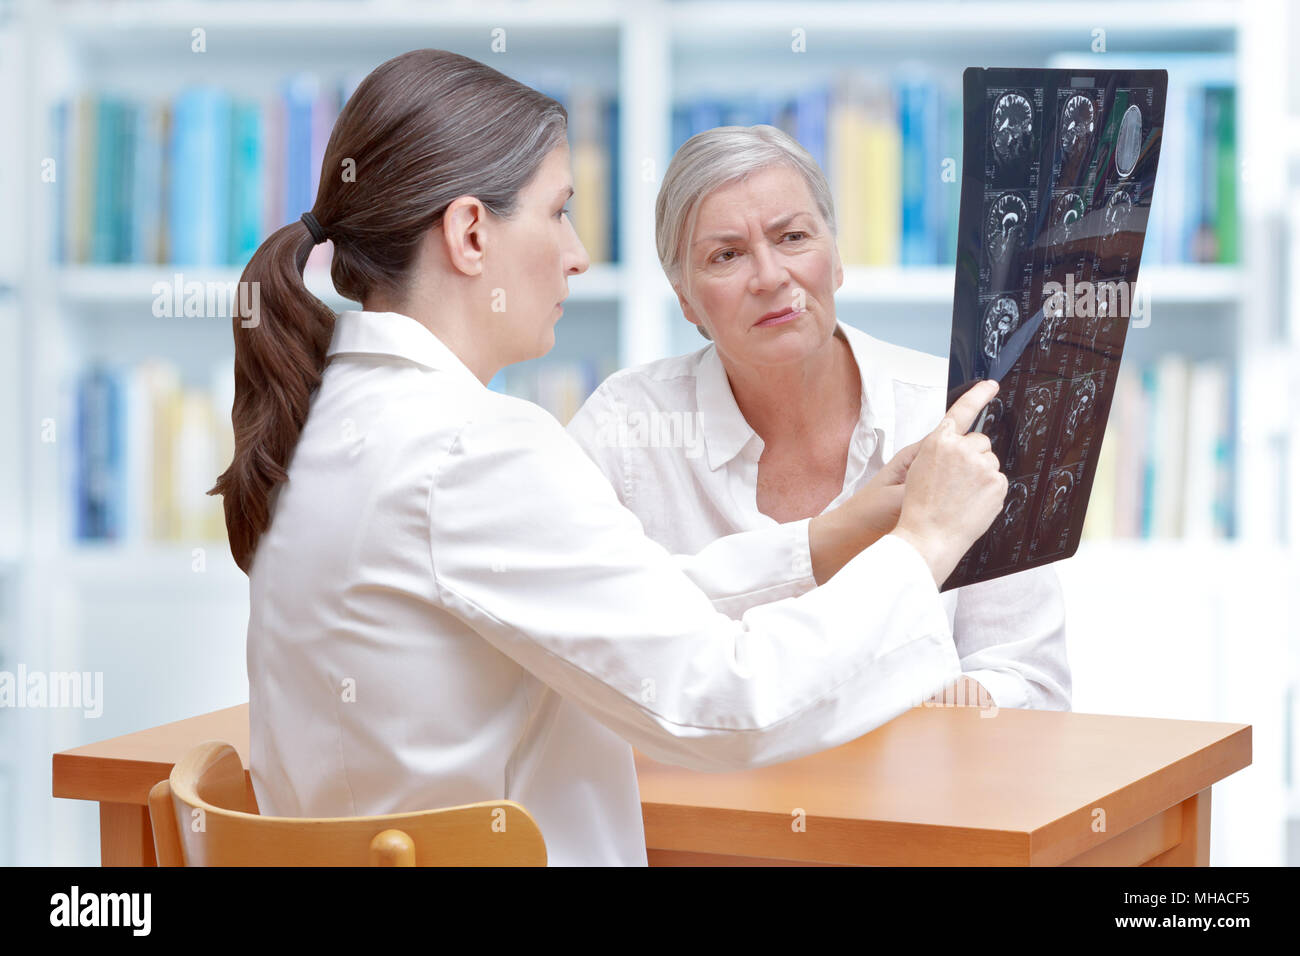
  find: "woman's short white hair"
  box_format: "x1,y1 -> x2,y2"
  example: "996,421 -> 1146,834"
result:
655,124 -> 837,294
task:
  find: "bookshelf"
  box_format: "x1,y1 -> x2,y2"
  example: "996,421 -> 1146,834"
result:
3,0 -> 1295,865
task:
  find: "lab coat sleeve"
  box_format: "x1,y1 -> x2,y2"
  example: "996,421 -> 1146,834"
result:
565,383 -> 818,616
950,564 -> 1072,710
428,398 -> 962,773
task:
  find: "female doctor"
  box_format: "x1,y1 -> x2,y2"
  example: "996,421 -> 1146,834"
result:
212,49 -> 1007,866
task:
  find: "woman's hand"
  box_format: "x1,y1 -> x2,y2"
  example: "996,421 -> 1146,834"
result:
815,438 -> 922,562
892,380 -> 1008,586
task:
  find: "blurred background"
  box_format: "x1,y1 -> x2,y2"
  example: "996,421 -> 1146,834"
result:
0,0 -> 1295,865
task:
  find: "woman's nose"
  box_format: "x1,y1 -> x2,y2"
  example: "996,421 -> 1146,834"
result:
566,227 -> 591,276
747,242 -> 788,293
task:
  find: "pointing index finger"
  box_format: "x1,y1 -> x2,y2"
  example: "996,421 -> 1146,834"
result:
943,379 -> 999,434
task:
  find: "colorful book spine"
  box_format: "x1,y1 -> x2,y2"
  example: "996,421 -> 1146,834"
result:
1082,357 -> 1234,541
228,100 -> 265,267
74,360 -> 234,544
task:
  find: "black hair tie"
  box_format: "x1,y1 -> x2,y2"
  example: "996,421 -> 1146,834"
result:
300,212 -> 327,245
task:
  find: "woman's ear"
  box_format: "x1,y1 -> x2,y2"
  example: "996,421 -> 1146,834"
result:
674,285 -> 710,339
833,242 -> 844,291
441,196 -> 487,277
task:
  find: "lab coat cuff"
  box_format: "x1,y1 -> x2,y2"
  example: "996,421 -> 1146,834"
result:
856,533 -> 955,659
962,668 -> 1028,711
788,517 -> 816,587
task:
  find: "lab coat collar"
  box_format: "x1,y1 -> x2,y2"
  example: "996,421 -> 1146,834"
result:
326,310 -> 483,387
694,320 -> 894,471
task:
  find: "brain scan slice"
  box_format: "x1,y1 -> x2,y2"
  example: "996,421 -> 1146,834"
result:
1059,94 -> 1095,157
992,91 -> 1033,164
1064,377 -> 1097,442
1016,386 -> 1052,455
1102,187 -> 1135,240
1049,191 -> 1086,242
1040,288 -> 1067,351
982,296 -> 1020,362
1045,469 -> 1075,524
1115,103 -> 1143,177
978,396 -> 1005,437
1001,480 -> 1030,531
986,192 -> 1029,263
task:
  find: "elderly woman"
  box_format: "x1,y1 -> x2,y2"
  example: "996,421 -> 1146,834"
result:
568,125 -> 1070,711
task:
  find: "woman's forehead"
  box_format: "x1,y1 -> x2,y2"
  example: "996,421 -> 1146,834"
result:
698,165 -> 810,211
692,173 -> 819,241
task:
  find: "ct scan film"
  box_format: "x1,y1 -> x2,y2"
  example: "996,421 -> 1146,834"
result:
942,67 -> 1168,592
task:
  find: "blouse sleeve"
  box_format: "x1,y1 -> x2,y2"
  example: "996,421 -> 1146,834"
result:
951,564 -> 1073,711
428,396 -> 960,772
565,384 -> 818,616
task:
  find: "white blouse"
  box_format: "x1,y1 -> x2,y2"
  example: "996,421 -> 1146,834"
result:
246,310 -> 964,867
566,320 -> 1072,713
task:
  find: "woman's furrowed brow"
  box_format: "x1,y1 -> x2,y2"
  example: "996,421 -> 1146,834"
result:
694,211 -> 814,245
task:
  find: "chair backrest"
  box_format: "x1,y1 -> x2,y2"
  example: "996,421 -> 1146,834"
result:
148,741 -> 546,866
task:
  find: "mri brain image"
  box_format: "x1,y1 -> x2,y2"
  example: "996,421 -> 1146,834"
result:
992,91 -> 1034,164
1064,377 -> 1097,442
977,395 -> 1014,466
978,396 -> 1005,437
1000,480 -> 1030,532
1016,385 -> 1053,456
986,192 -> 1029,263
1103,187 -> 1135,239
1040,288 -> 1067,351
982,296 -> 1020,361
1049,191 -> 1086,242
1044,469 -> 1075,525
1059,94 -> 1096,157
1116,104 -> 1143,177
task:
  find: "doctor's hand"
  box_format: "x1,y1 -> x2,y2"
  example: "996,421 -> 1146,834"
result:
807,438 -> 923,584
848,438 -> 924,539
891,379 -> 1008,587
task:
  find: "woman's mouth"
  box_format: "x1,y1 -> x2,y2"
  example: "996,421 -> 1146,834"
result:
755,307 -> 803,328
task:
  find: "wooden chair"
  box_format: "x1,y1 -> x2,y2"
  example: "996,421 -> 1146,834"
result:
148,741 -> 547,866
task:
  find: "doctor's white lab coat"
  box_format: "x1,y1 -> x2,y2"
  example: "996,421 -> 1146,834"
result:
246,309 -> 961,866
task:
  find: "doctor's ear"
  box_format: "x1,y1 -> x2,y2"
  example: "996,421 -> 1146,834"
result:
441,196 -> 487,277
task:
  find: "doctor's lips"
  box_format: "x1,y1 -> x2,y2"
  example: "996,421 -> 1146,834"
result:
755,305 -> 803,328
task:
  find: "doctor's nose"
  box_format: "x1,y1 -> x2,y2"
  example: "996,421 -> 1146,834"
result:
565,230 -> 591,276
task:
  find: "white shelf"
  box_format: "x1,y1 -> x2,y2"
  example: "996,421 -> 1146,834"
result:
54,262 -> 625,307
670,0 -> 1240,40
53,0 -> 625,32
54,263 -> 1239,310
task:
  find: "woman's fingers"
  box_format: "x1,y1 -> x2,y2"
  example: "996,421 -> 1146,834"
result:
967,430 -> 993,455
941,379 -> 1000,435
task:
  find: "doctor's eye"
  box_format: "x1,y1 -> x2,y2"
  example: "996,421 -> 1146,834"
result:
556,206 -> 571,220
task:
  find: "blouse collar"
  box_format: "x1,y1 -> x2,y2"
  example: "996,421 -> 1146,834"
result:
694,320 -> 896,471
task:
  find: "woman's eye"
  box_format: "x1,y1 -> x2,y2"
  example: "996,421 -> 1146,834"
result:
711,250 -> 736,264
782,231 -> 807,242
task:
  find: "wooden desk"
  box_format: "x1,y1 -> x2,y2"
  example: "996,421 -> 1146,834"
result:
52,703 -> 1250,866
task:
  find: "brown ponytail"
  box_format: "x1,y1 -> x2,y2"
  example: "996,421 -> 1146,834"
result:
209,49 -> 569,573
